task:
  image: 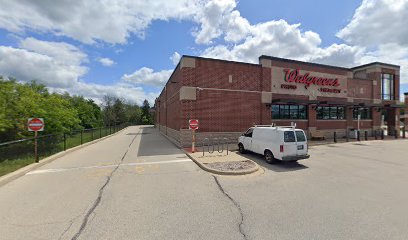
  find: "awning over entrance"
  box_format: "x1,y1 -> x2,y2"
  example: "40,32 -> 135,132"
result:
385,103 -> 406,108
271,99 -> 319,104
317,101 -> 354,106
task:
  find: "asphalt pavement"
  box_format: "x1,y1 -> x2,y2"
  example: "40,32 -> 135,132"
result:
0,126 -> 407,240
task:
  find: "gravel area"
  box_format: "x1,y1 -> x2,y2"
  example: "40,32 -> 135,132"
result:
204,160 -> 256,172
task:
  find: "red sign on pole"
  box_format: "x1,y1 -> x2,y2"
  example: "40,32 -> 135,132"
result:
189,119 -> 199,130
28,118 -> 44,132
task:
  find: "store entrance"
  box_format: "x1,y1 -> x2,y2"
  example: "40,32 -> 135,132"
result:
383,108 -> 399,136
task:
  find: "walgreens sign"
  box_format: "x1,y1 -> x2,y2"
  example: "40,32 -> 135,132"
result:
283,69 -> 340,88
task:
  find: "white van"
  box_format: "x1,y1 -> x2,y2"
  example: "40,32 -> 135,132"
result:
238,125 -> 309,163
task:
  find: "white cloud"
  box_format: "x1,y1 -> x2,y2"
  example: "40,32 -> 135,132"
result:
98,57 -> 115,67
201,19 -> 361,68
19,37 -> 88,65
192,0 -> 250,44
122,67 -> 172,87
0,0 -> 201,44
0,44 -> 87,88
49,82 -> 158,105
170,52 -> 181,65
336,0 -> 408,84
337,0 -> 408,47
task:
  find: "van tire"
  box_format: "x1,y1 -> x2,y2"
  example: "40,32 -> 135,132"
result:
264,150 -> 278,164
238,143 -> 246,154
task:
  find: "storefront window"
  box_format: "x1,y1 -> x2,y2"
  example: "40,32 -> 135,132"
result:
381,74 -> 394,100
353,107 -> 372,120
316,106 -> 345,120
271,104 -> 307,119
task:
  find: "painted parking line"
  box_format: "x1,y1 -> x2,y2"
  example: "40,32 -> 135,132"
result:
26,159 -> 192,175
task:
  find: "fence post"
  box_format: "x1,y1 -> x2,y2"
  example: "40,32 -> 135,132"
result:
333,131 -> 337,143
395,129 -> 398,139
91,129 -> 94,141
381,130 -> 384,140
357,130 -> 360,141
64,133 -> 66,151
100,127 -> 102,138
346,130 -> 349,142
81,130 -> 83,145
403,126 -> 406,139
364,131 -> 368,141
374,130 -> 378,140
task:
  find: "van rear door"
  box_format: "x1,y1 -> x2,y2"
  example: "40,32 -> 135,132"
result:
283,130 -> 297,157
295,130 -> 308,155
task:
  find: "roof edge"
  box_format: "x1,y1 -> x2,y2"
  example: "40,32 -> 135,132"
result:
259,55 -> 350,71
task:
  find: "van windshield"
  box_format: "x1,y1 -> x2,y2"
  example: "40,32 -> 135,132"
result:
295,131 -> 306,142
284,131 -> 296,142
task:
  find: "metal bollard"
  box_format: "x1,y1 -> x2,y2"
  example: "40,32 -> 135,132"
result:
357,130 -> 360,141
395,129 -> 398,139
346,131 -> 349,142
333,132 -> 337,143
364,131 -> 368,141
403,127 -> 406,139
381,130 -> 384,140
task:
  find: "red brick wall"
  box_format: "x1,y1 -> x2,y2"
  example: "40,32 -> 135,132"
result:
183,90 -> 262,132
348,79 -> 373,99
193,58 -> 262,91
155,56 -> 400,141
268,59 -> 349,76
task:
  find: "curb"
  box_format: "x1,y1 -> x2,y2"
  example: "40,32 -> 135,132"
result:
183,150 -> 260,176
158,129 -> 260,175
0,127 -> 130,188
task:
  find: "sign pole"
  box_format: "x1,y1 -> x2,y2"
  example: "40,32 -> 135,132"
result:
192,129 -> 196,153
34,131 -> 39,163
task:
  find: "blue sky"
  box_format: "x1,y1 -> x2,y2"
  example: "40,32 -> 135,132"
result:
0,0 -> 407,105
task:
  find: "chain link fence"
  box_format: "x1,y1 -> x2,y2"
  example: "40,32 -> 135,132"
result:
0,124 -> 128,176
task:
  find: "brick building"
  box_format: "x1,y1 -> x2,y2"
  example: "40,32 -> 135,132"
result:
155,55 -> 404,147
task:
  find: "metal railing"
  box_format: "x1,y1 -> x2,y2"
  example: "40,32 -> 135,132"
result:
0,124 -> 128,175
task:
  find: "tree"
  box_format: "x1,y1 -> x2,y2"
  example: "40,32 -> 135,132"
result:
141,99 -> 153,125
0,78 -> 81,141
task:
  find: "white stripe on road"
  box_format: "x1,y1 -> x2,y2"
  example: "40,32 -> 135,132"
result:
26,159 -> 192,175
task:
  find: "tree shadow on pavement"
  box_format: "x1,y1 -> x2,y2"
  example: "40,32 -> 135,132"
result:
136,126 -> 184,157
236,152 -> 308,172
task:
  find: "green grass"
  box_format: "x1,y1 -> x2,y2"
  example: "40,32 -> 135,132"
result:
0,127 -> 122,177
0,156 -> 35,177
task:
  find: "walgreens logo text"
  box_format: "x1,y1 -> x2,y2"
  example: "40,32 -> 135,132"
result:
283,69 -> 340,88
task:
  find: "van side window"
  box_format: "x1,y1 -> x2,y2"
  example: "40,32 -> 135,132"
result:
284,131 -> 296,142
245,128 -> 253,137
295,131 -> 306,142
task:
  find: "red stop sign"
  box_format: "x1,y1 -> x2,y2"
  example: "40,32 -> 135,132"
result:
28,118 -> 44,131
189,119 -> 199,130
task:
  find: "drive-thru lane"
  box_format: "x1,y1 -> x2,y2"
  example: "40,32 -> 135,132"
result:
1,126 -> 408,240
0,126 -> 241,240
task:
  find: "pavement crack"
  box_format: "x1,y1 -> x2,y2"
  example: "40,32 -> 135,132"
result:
70,130 -> 139,240
58,214 -> 82,240
213,176 -> 248,240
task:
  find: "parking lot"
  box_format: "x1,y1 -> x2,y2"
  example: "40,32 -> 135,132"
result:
1,126 -> 407,240
216,139 -> 408,239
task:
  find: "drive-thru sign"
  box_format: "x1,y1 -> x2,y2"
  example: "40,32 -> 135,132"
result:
189,119 -> 199,130
28,118 -> 44,131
